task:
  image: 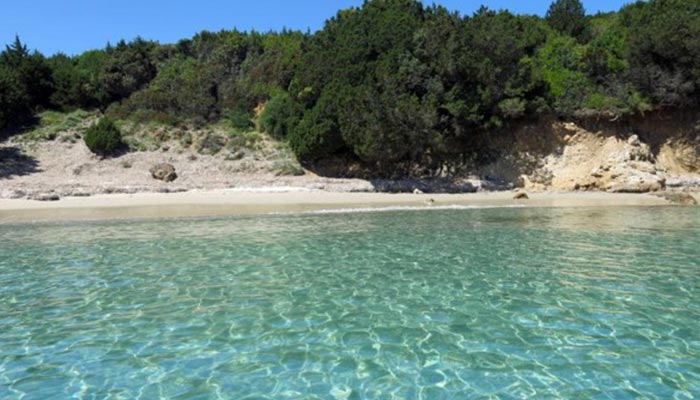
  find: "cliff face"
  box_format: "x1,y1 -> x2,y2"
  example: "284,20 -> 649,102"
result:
478,111 -> 700,193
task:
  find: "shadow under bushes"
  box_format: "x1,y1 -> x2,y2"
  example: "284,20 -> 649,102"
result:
0,147 -> 41,179
0,116 -> 41,142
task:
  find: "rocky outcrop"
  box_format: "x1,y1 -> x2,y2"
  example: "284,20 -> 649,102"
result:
605,176 -> 665,193
0,189 -> 27,199
478,116 -> 700,193
556,134 -> 665,193
666,176 -> 700,188
149,163 -> 178,182
657,192 -> 698,205
657,139 -> 699,173
600,137 -> 666,193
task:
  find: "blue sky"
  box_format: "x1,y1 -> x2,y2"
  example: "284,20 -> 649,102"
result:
2,0 -> 630,56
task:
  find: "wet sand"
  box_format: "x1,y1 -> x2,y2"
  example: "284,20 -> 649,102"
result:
0,190 -> 675,224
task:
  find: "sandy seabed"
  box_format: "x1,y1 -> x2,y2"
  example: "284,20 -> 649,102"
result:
0,189 -> 677,224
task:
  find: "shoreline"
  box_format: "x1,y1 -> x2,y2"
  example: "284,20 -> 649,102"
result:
0,190 -> 681,224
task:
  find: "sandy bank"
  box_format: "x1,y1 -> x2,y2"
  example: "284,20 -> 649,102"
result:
0,190 -> 679,224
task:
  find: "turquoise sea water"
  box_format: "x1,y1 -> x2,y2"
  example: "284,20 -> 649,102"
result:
1,206 -> 699,399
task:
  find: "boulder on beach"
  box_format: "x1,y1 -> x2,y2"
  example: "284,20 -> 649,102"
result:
513,191 -> 529,200
32,193 -> 60,202
150,163 -> 178,182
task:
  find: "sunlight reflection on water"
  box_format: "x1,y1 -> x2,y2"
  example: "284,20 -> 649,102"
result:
0,206 -> 699,399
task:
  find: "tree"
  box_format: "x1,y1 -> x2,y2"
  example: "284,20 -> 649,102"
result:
73,50 -> 111,108
1,36 -> 29,67
260,91 -> 302,138
463,9 -> 549,126
48,53 -> 79,109
533,35 -> 591,114
546,0 -> 590,41
4,1 -> 700,176
287,86 -> 344,161
286,0 -> 430,167
620,0 -> 700,107
0,36 -> 53,126
112,56 -> 218,125
100,38 -> 158,102
0,64 -> 30,129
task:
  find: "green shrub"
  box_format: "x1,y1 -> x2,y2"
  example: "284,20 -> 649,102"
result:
226,129 -> 264,150
271,159 -> 305,176
179,132 -> 193,148
84,117 -> 123,155
195,133 -> 226,155
260,92 -> 301,138
222,107 -> 254,130
498,98 -> 527,119
288,109 -> 344,161
18,110 -> 91,142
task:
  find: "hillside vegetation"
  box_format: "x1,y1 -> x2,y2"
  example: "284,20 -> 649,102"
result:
2,0 -> 699,177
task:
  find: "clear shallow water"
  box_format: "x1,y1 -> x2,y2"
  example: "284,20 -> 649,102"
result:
1,207 -> 699,399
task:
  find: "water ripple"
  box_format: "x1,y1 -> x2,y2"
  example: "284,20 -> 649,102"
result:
0,207 -> 699,398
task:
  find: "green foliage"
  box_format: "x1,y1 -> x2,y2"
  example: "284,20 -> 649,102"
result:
48,53 -> 79,109
545,0 -> 590,41
100,38 -> 158,102
110,56 -> 217,125
260,92 -> 301,138
534,35 -> 590,114
18,110 -> 91,142
2,1 -> 699,174
583,27 -> 628,78
47,50 -> 110,110
499,98 -> 527,119
73,50 -> 111,108
288,88 -> 344,161
222,106 -> 254,130
0,36 -> 53,128
226,129 -> 264,150
0,64 -> 30,130
463,9 -> 550,125
271,158 -> 305,176
195,132 -> 226,155
620,0 -> 700,107
105,30 -> 305,127
84,117 -> 123,155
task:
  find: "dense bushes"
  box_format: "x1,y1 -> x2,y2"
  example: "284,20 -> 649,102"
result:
0,36 -> 53,129
273,0 -> 699,170
260,92 -> 300,138
546,0 -> 590,41
620,0 -> 700,107
84,118 -> 123,155
2,0 -> 700,174
0,64 -> 30,130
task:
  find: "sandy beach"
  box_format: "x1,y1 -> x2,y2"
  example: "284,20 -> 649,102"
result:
0,189 -> 681,224
2,113 -> 699,225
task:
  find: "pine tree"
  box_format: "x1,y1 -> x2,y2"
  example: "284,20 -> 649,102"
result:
545,0 -> 589,41
1,35 -> 29,67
